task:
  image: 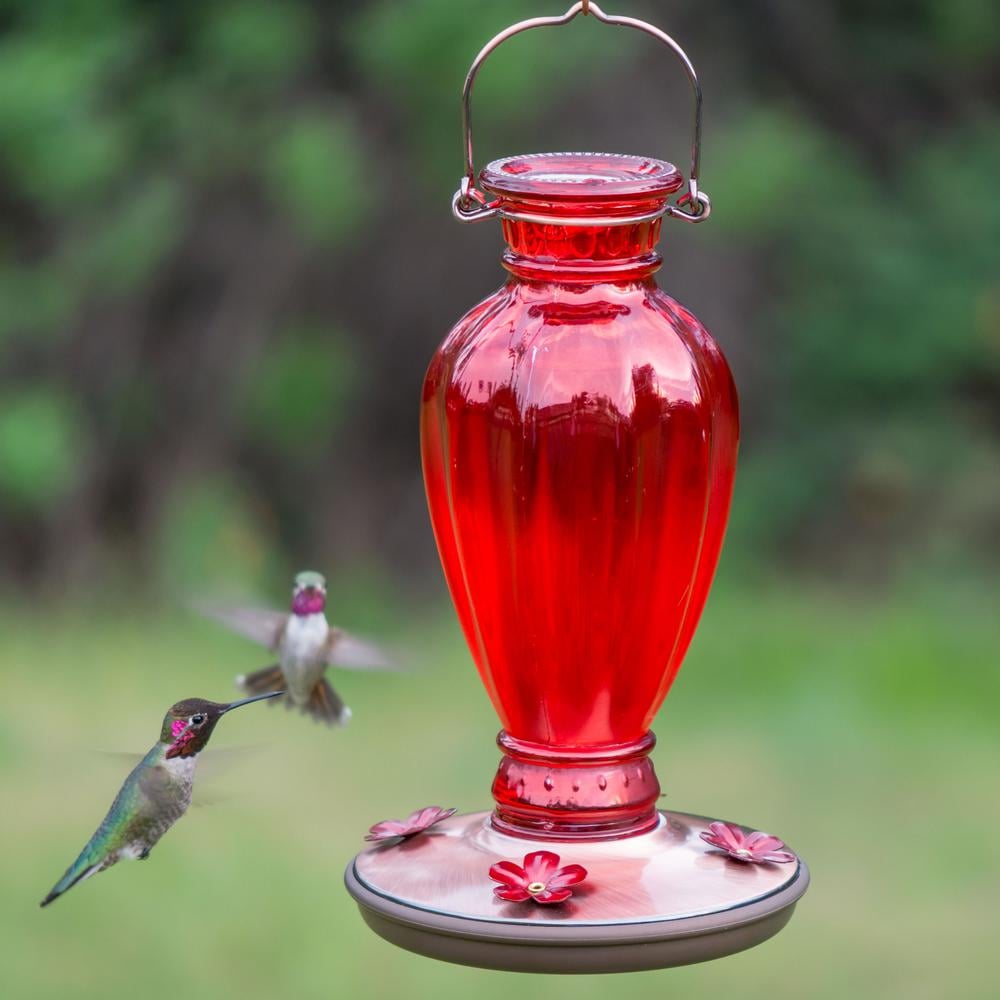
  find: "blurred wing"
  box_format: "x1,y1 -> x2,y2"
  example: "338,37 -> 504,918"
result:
325,628 -> 401,671
196,605 -> 288,651
191,746 -> 263,808
95,747 -> 255,768
95,750 -> 145,765
190,789 -> 229,809
138,763 -> 176,811
108,748 -> 259,808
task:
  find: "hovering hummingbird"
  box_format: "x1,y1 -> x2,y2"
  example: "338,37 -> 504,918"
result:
40,692 -> 281,908
199,570 -> 396,726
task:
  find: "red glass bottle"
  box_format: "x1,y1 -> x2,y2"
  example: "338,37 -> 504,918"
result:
422,153 -> 738,840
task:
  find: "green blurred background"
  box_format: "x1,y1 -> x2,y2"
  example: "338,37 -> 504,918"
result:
1,1 -> 997,997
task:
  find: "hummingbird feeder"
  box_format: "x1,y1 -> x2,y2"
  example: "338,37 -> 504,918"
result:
345,1 -> 809,973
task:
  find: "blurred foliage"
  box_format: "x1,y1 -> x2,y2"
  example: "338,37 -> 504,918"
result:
237,320 -> 359,453
0,0 -> 996,592
266,111 -> 370,246
713,113 -> 1000,569
154,473 -> 275,593
0,385 -> 81,508
87,177 -> 185,296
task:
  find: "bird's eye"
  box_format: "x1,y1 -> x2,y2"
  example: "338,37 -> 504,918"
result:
190,714 -> 205,726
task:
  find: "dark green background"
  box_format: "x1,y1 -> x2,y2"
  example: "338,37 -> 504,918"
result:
0,1 -> 997,997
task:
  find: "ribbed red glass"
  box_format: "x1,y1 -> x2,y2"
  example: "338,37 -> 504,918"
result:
421,154 -> 738,839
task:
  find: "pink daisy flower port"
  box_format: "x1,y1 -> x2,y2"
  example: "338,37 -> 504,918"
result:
365,806 -> 456,843
489,850 -> 588,905
699,821 -> 796,864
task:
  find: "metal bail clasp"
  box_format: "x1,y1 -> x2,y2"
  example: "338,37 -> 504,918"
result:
452,1 -> 712,226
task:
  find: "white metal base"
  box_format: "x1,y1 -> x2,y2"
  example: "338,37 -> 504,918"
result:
345,809 -> 809,973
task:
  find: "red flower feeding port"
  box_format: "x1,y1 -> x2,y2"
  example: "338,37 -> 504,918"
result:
489,851 -> 588,905
365,807 -> 457,845
700,823 -> 798,865
346,2 -> 808,973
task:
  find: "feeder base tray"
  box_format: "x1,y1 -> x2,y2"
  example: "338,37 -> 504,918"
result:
345,809 -> 809,974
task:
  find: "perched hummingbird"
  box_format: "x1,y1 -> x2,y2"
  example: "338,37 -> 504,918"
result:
40,692 -> 281,908
199,570 -> 396,726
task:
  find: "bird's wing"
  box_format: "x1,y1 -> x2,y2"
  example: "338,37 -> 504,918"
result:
324,628 -> 401,671
192,746 -> 263,807
100,747 -> 265,809
196,605 -> 288,651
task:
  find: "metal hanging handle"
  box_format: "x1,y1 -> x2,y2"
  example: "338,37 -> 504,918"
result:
452,1 -> 711,225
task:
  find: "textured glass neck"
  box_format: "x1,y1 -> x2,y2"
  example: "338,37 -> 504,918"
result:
500,214 -> 663,282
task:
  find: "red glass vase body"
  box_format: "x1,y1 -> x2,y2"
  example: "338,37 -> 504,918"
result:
421,154 -> 738,840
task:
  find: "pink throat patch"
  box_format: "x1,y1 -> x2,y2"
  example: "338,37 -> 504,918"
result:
167,719 -> 196,757
292,591 -> 326,616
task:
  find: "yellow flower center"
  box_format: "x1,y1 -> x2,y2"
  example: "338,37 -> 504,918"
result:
527,881 -> 547,895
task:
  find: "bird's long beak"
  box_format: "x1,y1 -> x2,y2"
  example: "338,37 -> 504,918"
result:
221,691 -> 284,714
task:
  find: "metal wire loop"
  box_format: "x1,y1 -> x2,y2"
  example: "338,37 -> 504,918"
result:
668,189 -> 711,223
452,1 -> 709,225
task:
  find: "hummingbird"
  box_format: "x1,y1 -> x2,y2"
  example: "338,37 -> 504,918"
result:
199,570 -> 396,726
40,691 -> 281,908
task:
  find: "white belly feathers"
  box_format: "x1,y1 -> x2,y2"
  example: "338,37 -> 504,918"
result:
281,613 -> 329,700
161,753 -> 198,784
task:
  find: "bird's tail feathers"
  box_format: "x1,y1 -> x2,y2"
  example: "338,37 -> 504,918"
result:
235,664 -> 286,698
238,666 -> 348,726
304,678 -> 351,727
40,855 -> 104,908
